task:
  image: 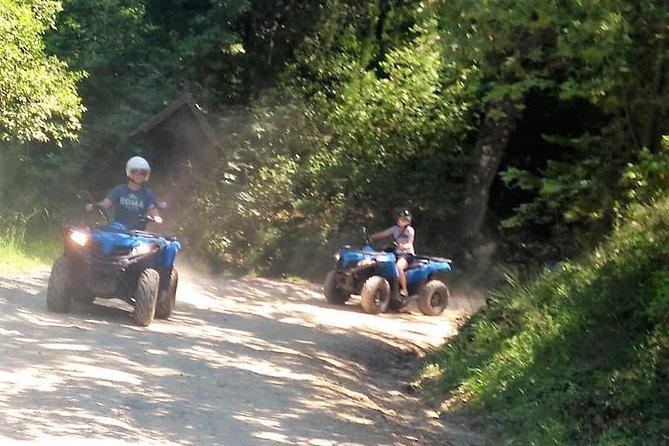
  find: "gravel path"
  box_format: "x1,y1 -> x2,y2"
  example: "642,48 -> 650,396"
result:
0,267 -> 488,446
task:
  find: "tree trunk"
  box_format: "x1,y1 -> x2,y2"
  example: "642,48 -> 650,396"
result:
459,98 -> 520,250
646,0 -> 669,152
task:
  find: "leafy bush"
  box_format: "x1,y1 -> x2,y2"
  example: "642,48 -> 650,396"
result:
622,138 -> 669,204
422,198 -> 669,445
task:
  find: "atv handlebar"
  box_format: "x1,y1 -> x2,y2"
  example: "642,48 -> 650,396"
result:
85,203 -> 110,222
85,203 -> 103,211
362,227 -> 372,244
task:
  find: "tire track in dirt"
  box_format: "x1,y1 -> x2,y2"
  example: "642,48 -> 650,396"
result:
0,267 -> 488,446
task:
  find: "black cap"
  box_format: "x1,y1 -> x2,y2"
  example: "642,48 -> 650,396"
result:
398,209 -> 412,221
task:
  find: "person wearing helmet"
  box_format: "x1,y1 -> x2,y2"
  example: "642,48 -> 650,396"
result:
369,209 -> 415,298
85,156 -> 163,229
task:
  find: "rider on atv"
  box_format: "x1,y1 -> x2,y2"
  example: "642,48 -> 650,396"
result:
48,155 -> 180,326
85,155 -> 163,229
369,209 -> 415,298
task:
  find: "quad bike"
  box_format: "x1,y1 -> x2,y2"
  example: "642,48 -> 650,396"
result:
46,201 -> 181,327
323,228 -> 452,316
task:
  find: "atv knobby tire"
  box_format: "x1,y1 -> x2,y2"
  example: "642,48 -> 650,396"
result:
324,270 -> 350,305
155,268 -> 178,319
417,280 -> 449,316
133,268 -> 159,326
360,275 -> 391,314
73,290 -> 96,305
47,256 -> 73,312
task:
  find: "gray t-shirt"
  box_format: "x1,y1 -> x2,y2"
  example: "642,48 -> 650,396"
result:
106,184 -> 157,228
390,225 -> 415,255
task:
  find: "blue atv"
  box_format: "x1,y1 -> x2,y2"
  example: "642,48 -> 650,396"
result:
46,205 -> 181,326
324,228 -> 452,315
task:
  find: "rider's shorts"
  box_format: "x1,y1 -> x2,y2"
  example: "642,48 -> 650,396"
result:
396,253 -> 415,265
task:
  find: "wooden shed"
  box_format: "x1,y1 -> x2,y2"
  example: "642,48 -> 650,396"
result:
130,91 -> 223,177
130,90 -> 223,202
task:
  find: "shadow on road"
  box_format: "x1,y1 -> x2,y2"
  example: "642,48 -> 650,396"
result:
0,270 -> 487,446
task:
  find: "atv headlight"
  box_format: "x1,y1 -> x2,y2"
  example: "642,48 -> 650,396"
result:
334,252 -> 341,262
131,242 -> 155,256
69,230 -> 89,247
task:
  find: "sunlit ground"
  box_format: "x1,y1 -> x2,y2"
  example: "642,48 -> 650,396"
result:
0,267 -> 485,446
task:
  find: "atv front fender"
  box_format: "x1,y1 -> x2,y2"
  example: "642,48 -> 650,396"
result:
161,241 -> 181,268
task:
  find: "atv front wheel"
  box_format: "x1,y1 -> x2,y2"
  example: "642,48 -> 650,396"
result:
324,270 -> 350,305
73,294 -> 95,305
47,256 -> 73,312
133,268 -> 159,326
73,288 -> 95,304
417,280 -> 449,316
360,276 -> 390,314
155,268 -> 178,319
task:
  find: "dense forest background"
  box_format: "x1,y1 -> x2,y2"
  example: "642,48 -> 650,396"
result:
6,2 -> 669,444
3,0 -> 669,282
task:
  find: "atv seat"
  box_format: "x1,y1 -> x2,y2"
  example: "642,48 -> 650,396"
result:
408,255 -> 452,269
408,257 -> 431,269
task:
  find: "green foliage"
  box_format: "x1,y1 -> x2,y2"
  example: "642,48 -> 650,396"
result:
422,198 -> 669,445
0,242 -> 57,272
286,13 -> 474,242
434,0 -> 664,265
0,209 -> 59,272
0,0 -> 84,143
176,98 -> 328,276
0,139 -> 90,245
5,0 -> 669,285
309,32 -> 470,195
181,7 -> 475,276
0,211 -> 34,246
47,0 -> 155,102
157,0 -> 669,274
622,138 -> 669,204
9,14 -> 669,446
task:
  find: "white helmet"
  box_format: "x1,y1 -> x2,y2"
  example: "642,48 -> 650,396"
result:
125,156 -> 151,180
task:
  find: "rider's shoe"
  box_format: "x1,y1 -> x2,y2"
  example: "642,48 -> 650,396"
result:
399,289 -> 409,297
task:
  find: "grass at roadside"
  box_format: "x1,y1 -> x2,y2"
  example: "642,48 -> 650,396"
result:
0,241 -> 58,273
420,200 -> 669,445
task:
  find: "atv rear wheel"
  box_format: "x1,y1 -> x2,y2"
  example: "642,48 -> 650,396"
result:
47,256 -> 73,312
360,276 -> 391,314
417,280 -> 449,316
324,270 -> 350,305
133,268 -> 159,326
155,268 -> 178,319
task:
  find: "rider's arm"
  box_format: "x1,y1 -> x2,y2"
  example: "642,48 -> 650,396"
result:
147,206 -> 163,224
86,185 -> 122,212
370,228 -> 393,242
98,198 -> 113,209
85,198 -> 112,212
145,190 -> 163,224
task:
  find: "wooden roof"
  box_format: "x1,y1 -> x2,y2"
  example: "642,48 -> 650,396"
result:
130,91 -> 223,152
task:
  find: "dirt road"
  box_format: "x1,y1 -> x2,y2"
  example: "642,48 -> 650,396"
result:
0,266 -> 487,446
